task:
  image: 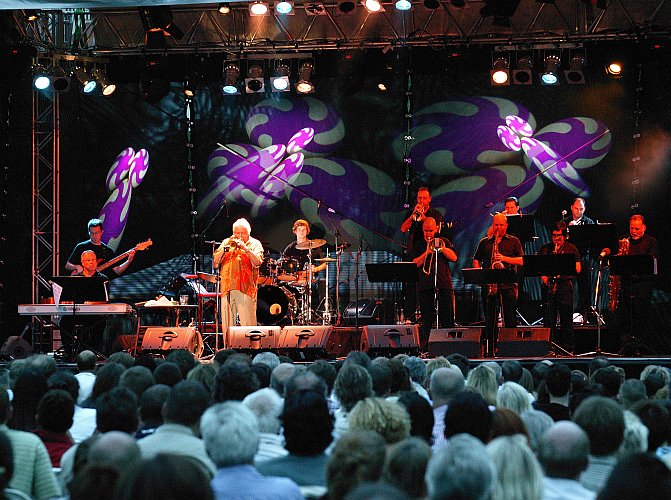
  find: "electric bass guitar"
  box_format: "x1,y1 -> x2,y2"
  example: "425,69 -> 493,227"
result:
71,239 -> 153,275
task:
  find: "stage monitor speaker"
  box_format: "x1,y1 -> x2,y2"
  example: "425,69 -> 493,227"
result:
277,325 -> 333,361
360,325 -> 419,357
326,327 -> 361,358
343,298 -> 395,326
0,336 -> 33,360
497,327 -> 550,357
228,326 -> 280,350
428,328 -> 482,358
141,327 -> 203,358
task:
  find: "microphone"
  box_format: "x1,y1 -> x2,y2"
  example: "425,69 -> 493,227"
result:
317,200 -> 322,214
561,210 -> 567,218
599,248 -> 611,259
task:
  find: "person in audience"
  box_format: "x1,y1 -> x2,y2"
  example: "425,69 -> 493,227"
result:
591,367 -> 623,399
443,391 -> 493,444
597,453 -> 671,500
8,368 -> 47,431
152,361 -> 183,387
519,367 -> 535,395
501,360 -> 523,384
306,361 -> 337,400
572,396 -> 624,493
534,363 -> 571,421
325,430 -> 386,500
285,370 -> 328,398
445,353 -> 469,379
497,381 -> 531,415
32,389 -> 75,467
75,350 -> 97,405
386,358 -> 412,399
489,407 -> 529,442
403,356 -> 430,401
118,365 -> 155,399
425,433 -> 495,500
368,361 -> 393,398
423,357 -> 451,390
481,361 -> 504,386
0,390 -> 60,500
252,351 -> 281,372
332,364 -> 374,440
531,360 -> 552,400
633,400 -> 671,454
0,429 -> 29,499
80,361 -> 125,408
429,366 -> 464,448
587,356 -> 611,378
270,363 -> 297,397
619,410 -> 649,458
382,437 -> 431,499
165,349 -> 197,379
538,420 -> 595,500
618,378 -> 647,410
349,397 -> 411,445
397,391 -> 434,445
250,363 -> 272,389
136,384 -> 171,439
241,387 -> 287,464
640,365 -> 670,400
343,351 -> 371,369
521,409 -> 554,453
106,352 -> 135,369
137,380 -> 216,478
200,401 -> 302,500
187,363 -> 217,395
344,482 -> 411,500
466,364 -> 498,407
212,356 -> 260,402
47,371 -> 96,444
486,434 -> 543,500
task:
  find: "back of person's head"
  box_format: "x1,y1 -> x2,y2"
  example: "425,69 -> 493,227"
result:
96,386 -> 139,434
619,378 -> 648,410
334,363 -> 374,412
285,370 -> 327,398
545,363 -> 572,398
212,357 -> 260,402
152,361 -> 183,387
164,350 -> 196,378
250,363 -> 271,389
538,420 -> 590,479
241,387 -> 283,434
571,369 -> 589,393
592,367 -> 623,398
139,384 -> 171,427
9,367 -> 48,430
25,354 -> 58,379
119,365 -> 155,399
116,453 -> 214,500
588,356 -> 612,377
572,395 -> 624,456
88,430 -> 141,471
424,357 -> 451,388
37,389 -> 75,433
429,367 -> 464,406
620,410 -> 650,458
306,360 -> 337,394
367,362 -> 393,398
480,361 -> 503,385
213,349 -> 237,368
282,389 -> 333,455
251,351 -> 280,371
597,453 -> 671,500
326,430 -> 386,500
521,409 -> 554,453
519,368 -> 534,394
640,365 -> 671,390
186,363 -> 217,394
163,380 -> 210,427
443,390 -> 493,443
106,352 -> 135,369
349,397 -> 411,445
382,437 -> 431,498
633,400 -> 671,452
486,434 -> 543,500
269,363 -> 297,396
388,358 -> 412,394
496,381 -> 531,415
445,354 -> 469,379
343,351 -> 371,369
344,482 -> 411,500
425,433 -> 495,500
466,364 -> 498,407
489,407 -> 529,442
47,370 -> 80,402
501,360 -> 523,383
531,360 -> 552,392
90,362 -> 126,401
133,354 -> 158,372
397,391 -> 434,445
403,356 -> 427,385
77,350 -> 97,372
200,401 -> 259,467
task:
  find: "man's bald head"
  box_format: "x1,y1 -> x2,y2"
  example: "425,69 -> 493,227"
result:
538,421 -> 590,479
88,431 -> 141,473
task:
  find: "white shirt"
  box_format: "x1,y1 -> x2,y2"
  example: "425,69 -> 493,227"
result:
543,476 -> 596,500
75,372 -> 96,405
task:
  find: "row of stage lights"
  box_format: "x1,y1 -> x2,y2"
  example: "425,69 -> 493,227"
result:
32,64 -> 116,96
220,60 -> 315,95
218,0 -> 464,15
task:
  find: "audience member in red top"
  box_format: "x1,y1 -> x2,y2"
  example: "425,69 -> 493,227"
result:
32,389 -> 75,467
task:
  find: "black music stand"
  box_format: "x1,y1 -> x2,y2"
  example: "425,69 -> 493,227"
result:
506,214 -> 535,243
567,223 -> 619,257
462,267 -> 518,357
524,254 -> 577,356
366,263 -> 419,324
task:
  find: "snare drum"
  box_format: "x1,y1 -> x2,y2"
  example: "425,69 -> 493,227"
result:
256,284 -> 299,325
277,258 -> 302,282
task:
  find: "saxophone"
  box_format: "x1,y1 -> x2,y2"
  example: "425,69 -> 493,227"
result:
607,237 -> 630,312
488,237 -> 505,295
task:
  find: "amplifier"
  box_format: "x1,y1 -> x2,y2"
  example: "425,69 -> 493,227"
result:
497,327 -> 550,357
228,326 -> 280,350
360,325 -> 419,357
141,327 -> 203,358
428,328 -> 483,358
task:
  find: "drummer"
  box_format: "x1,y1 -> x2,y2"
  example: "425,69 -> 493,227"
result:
282,219 -> 327,281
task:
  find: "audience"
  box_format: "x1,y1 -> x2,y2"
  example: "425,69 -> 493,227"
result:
136,384 -> 171,439
534,363 -> 572,421
428,366 -> 464,448
397,391 -> 434,445
241,387 -> 287,464
32,389 -> 75,467
74,350 -> 97,405
486,434 -> 543,500
382,437 -> 431,499
597,453 -> 671,500
332,364 -> 374,439
348,397 -> 411,445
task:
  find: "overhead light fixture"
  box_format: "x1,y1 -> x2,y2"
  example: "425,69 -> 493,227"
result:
564,52 -> 586,85
480,0 -> 521,27
139,7 -> 185,50
91,67 -> 116,96
245,64 -> 265,93
541,54 -> 561,85
305,3 -> 327,14
183,72 -> 200,97
605,62 -> 622,78
490,56 -> 510,85
32,65 -> 50,90
512,54 -> 533,85
72,67 -> 97,94
363,0 -> 384,12
50,66 -> 71,92
271,63 -> 291,92
296,62 -> 314,94
275,1 -> 295,14
249,1 -> 269,15
338,0 -> 357,13
222,63 -> 241,95
424,0 -> 440,9
24,10 -> 39,22
395,0 -> 412,10
218,3 -> 231,14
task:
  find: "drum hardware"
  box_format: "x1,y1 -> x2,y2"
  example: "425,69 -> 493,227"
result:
256,284 -> 299,326
295,239 -> 327,250
315,257 -> 337,263
277,258 -> 301,282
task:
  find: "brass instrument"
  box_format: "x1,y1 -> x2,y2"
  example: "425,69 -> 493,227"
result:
412,204 -> 426,222
488,236 -> 505,295
422,237 -> 443,275
607,237 -> 630,312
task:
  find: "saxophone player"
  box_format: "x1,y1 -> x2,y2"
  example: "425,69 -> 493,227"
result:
473,213 -> 524,357
411,217 -> 457,353
538,222 -> 581,353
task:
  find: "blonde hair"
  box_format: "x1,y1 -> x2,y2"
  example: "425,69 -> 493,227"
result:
467,364 -> 499,407
348,397 -> 411,445
292,219 -> 310,234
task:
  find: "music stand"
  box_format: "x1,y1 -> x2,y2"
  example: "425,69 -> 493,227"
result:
366,263 -> 419,324
567,223 -> 619,256
506,214 -> 535,243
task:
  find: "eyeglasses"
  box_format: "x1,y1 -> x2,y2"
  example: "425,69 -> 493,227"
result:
551,233 -> 564,238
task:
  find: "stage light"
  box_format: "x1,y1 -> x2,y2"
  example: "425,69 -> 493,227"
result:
222,63 -> 240,95
271,64 -> 290,92
606,62 -> 622,77
72,67 -> 96,94
50,66 -> 71,92
275,1 -> 294,14
337,0 -> 356,13
363,0 -> 383,12
91,68 -> 116,96
541,54 -> 560,85
490,56 -> 510,85
245,64 -> 265,93
424,0 -> 440,9
395,0 -> 412,10
183,72 -> 200,97
32,65 -> 50,90
564,52 -> 586,85
296,62 -> 314,94
139,7 -> 184,50
512,55 -> 533,85
249,1 -> 269,15
24,10 -> 39,22
218,3 -> 231,14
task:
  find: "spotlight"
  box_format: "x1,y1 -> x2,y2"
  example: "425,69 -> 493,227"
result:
541,54 -> 560,85
564,52 -> 585,85
50,66 -> 71,92
363,0 -> 384,12
245,64 -> 265,93
395,0 -> 412,10
222,63 -> 241,95
296,62 -> 314,94
72,67 -> 96,94
218,3 -> 231,14
32,65 -> 50,90
91,68 -> 116,96
139,7 -> 185,50
606,62 -> 622,77
275,1 -> 295,14
183,72 -> 200,97
249,1 -> 269,15
337,0 -> 357,13
424,0 -> 440,9
512,55 -> 533,85
490,56 -> 510,85
24,10 -> 39,22
271,64 -> 290,92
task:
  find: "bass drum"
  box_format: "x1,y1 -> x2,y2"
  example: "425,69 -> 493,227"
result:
257,285 -> 298,325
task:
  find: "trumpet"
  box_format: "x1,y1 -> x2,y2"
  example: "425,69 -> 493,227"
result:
412,204 -> 426,222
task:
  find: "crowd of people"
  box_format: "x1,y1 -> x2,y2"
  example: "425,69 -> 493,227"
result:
0,350 -> 670,499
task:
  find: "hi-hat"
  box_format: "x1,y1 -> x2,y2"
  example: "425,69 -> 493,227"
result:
315,257 -> 337,263
197,272 -> 218,284
295,239 -> 326,250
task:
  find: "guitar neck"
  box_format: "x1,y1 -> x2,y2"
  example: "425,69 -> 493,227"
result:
97,248 -> 133,273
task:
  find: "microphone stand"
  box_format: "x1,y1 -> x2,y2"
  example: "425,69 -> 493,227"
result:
578,254 -> 616,357
432,240 -> 441,331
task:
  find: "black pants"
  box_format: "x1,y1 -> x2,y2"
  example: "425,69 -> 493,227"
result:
482,285 -> 517,356
544,280 -> 575,351
418,288 -> 454,351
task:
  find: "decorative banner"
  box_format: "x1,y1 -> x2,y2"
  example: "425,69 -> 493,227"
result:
245,97 -> 344,156
392,96 -> 536,176
99,148 -> 150,251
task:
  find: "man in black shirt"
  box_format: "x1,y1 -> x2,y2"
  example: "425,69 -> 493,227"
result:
563,197 -> 595,318
65,218 -> 134,278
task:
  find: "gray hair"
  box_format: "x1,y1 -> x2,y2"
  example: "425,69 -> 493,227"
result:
425,433 -> 495,500
618,410 -> 649,458
481,361 -> 502,384
521,409 -> 554,452
270,363 -> 297,396
403,357 -> 427,385
200,402 -> 259,467
252,352 -> 280,371
497,382 -> 531,415
232,218 -> 252,234
429,367 -> 464,405
619,378 -> 648,410
486,435 -> 544,500
241,388 -> 283,434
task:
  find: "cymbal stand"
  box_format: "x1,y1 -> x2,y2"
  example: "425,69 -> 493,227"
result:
322,249 -> 332,325
306,246 -> 313,324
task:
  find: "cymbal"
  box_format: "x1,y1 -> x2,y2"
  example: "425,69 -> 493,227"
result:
315,257 -> 337,263
197,272 -> 218,284
295,239 -> 326,250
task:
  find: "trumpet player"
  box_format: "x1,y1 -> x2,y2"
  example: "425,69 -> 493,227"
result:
401,187 -> 443,321
412,217 -> 457,353
213,218 -> 264,331
473,213 -> 524,357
